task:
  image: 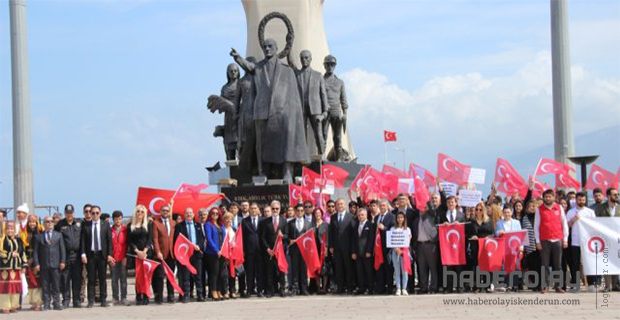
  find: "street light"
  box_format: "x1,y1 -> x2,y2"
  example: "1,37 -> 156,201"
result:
568,155 -> 599,190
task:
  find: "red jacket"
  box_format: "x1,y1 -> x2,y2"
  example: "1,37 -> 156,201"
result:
111,225 -> 128,262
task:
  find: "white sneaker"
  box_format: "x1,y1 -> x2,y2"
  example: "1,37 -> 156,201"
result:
497,287 -> 506,293
588,285 -> 596,293
401,289 -> 409,296
395,290 -> 401,296
487,283 -> 495,293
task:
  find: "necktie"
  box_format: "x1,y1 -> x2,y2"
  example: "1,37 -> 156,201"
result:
164,219 -> 170,235
94,223 -> 100,251
253,217 -> 257,229
46,232 -> 51,244
378,214 -> 383,224
187,223 -> 194,244
273,217 -> 279,230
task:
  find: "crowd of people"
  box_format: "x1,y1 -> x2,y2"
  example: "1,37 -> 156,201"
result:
0,181 -> 617,313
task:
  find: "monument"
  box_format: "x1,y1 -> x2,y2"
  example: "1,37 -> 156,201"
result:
207,5 -> 358,185
207,2 -> 365,206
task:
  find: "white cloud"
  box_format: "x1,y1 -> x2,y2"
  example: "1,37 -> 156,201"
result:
343,50 -> 620,164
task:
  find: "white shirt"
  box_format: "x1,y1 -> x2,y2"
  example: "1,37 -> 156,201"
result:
447,209 -> 457,223
91,220 -> 101,252
337,211 -> 346,222
296,218 -> 304,232
566,206 -> 596,247
358,220 -> 367,236
608,203 -> 618,217
162,218 -> 171,235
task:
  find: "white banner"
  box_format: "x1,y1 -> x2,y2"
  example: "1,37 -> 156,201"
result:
458,189 -> 483,208
576,217 -> 620,276
386,229 -> 409,248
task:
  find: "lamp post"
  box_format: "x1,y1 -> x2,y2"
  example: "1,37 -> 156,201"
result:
568,155 -> 599,191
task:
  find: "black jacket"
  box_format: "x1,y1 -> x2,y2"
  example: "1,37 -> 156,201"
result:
242,216 -> 261,255
33,231 -> 66,269
174,220 -> 206,255
328,212 -> 354,254
80,220 -> 112,257
350,220 -> 375,256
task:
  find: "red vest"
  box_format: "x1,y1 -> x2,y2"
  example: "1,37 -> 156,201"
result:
539,203 -> 563,241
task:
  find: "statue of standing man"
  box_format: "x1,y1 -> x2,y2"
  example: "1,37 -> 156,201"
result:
322,55 -> 349,162
230,39 -> 309,181
288,50 -> 328,157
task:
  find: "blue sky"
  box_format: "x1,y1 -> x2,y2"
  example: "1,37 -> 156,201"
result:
0,0 -> 618,216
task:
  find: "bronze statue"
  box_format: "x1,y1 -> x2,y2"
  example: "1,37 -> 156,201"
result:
288,50 -> 328,157
207,63 -> 241,161
230,38 -> 309,181
322,55 -> 349,162
237,56 -> 258,175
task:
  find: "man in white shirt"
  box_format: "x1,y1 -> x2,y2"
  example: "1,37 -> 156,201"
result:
566,192 -> 596,292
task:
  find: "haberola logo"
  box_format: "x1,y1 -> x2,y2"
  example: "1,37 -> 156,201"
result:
587,236 -> 605,254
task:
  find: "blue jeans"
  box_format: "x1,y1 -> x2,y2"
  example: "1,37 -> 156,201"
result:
391,250 -> 408,290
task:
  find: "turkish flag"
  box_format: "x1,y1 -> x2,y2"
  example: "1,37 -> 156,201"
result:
478,238 -> 505,272
373,230 -> 384,270
321,164 -> 349,188
413,176 -> 430,211
555,171 -> 581,190
173,234 -> 197,275
382,164 -> 408,179
438,224 -> 466,265
319,233 -> 327,272
175,183 -> 208,200
162,260 -> 184,296
273,233 -> 288,274
494,158 -> 528,198
384,130 -> 397,142
502,230 -> 528,274
135,258 -> 160,298
587,164 -> 618,191
402,247 -> 413,275
302,167 -> 321,191
136,186 -> 223,217
350,165 -> 370,195
534,158 -> 573,176
232,226 -> 244,267
383,164 -> 411,195
529,176 -> 550,198
220,232 -> 232,260
409,163 -> 436,188
380,173 -> 400,200
437,153 -> 471,185
359,167 -> 386,202
295,230 -> 321,276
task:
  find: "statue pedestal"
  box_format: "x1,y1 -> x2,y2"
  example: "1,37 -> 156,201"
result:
219,161 -> 368,209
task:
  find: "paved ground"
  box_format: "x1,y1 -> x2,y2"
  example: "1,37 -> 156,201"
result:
5,291 -> 618,319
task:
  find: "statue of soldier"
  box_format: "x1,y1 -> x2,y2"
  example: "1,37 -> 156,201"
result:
288,50 -> 328,157
230,39 -> 309,181
207,63 -> 241,161
322,55 -> 349,162
237,56 -> 259,175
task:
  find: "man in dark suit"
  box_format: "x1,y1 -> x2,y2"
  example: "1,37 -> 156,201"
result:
373,199 -> 395,294
34,216 -> 66,310
287,204 -> 312,295
242,203 -> 262,297
79,205 -> 112,308
259,200 -> 288,297
351,208 -> 374,295
173,208 -> 206,303
328,198 -> 355,294
439,195 -> 465,293
152,204 -> 177,304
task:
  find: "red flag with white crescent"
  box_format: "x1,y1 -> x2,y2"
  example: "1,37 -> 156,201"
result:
136,186 -> 223,218
295,229 -> 321,277
438,224 -> 466,265
321,164 -> 349,188
173,233 -> 197,275
402,247 -> 413,275
373,231 -> 384,270
586,164 -> 618,191
502,230 -> 527,274
494,158 -> 528,198
273,233 -> 288,274
135,258 -> 160,298
478,238 -> 505,272
161,260 -> 184,296
437,153 -> 471,186
534,158 -> 573,177
383,130 -> 397,142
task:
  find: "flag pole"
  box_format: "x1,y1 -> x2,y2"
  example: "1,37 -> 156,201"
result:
384,140 -> 388,165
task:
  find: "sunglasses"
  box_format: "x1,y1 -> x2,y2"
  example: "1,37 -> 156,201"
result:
44,220 -> 53,223
304,206 -> 312,208
92,211 -> 101,215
